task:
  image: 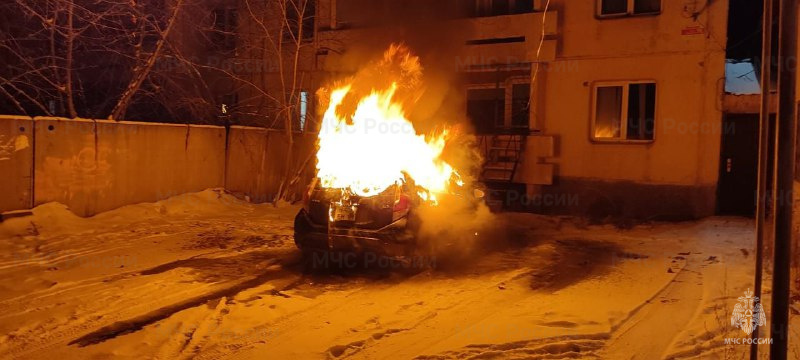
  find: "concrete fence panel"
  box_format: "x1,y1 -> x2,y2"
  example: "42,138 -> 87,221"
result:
224,128 -> 318,204
225,126 -> 270,202
0,116 -> 34,212
263,131 -> 290,201
33,118 -> 98,216
266,131 -> 318,202
289,133 -> 318,199
92,120 -> 226,215
34,118 -> 225,216
5,116 -> 311,216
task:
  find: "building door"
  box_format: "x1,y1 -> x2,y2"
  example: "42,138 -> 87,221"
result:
717,114 -> 759,216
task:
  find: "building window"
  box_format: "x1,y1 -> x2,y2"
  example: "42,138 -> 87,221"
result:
299,91 -> 309,131
466,78 -> 530,134
285,0 -> 315,42
468,87 -> 505,133
470,0 -> 534,17
212,8 -> 237,52
591,82 -> 656,141
511,83 -> 530,128
597,0 -> 661,17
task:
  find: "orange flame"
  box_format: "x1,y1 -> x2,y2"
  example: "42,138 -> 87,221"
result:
315,45 -> 462,202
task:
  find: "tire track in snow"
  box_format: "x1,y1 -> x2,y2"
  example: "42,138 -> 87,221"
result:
0,249 -> 294,358
600,255 -> 705,359
403,254 -> 692,360
68,260 -> 288,347
191,270 -> 451,360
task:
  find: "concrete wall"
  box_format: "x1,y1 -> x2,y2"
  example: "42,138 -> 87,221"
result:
225,126 -> 270,202
541,52 -> 724,184
0,116 -> 312,216
315,9 -> 557,74
225,126 -> 317,203
33,118 -> 226,216
540,0 -> 727,186
0,116 -> 34,212
520,0 -> 729,219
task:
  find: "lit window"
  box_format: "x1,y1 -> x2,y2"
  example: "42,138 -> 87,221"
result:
597,0 -> 661,17
299,91 -> 308,131
592,82 -> 656,141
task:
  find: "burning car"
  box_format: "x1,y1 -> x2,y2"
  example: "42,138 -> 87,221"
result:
293,45 -> 484,264
294,178 -> 485,261
293,179 -> 422,259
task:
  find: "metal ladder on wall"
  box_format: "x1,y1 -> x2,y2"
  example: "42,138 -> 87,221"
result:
480,133 -> 526,210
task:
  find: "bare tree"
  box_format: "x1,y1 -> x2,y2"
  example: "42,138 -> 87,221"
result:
1,0 -> 318,201
168,0 -> 318,201
0,0 -> 188,120
109,0 -> 185,120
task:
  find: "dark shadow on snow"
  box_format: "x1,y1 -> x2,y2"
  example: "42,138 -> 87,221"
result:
69,262 -> 292,347
71,220 -> 647,347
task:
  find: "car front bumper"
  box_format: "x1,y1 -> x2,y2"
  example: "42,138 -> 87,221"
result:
293,209 -> 415,258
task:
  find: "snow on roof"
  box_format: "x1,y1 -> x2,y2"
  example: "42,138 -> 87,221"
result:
725,60 -> 761,95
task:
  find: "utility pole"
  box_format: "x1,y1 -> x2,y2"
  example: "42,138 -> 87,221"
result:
770,0 -> 797,358
751,0 -> 773,355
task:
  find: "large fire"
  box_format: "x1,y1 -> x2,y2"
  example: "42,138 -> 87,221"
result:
315,45 -> 463,202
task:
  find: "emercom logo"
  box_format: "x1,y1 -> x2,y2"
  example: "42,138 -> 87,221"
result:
725,288 -> 773,345
724,337 -> 773,345
731,288 -> 766,335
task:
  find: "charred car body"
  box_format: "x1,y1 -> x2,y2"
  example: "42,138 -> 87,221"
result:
294,178 -> 484,261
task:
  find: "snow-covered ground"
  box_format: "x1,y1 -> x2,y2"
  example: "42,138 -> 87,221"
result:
0,190 -> 795,359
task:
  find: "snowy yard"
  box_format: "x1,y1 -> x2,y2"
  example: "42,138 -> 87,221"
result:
0,190 -> 794,359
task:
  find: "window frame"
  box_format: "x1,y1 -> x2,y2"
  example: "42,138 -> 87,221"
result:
298,90 -> 310,132
590,80 -> 657,144
471,0 -> 535,17
212,8 -> 238,54
595,0 -> 662,19
284,0 -> 316,43
466,76 -> 531,130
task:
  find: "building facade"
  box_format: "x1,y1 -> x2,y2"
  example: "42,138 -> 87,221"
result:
225,0 -> 731,220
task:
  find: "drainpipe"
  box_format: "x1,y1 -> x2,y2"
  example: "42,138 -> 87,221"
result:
751,0 -> 773,358
770,0 -> 797,358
